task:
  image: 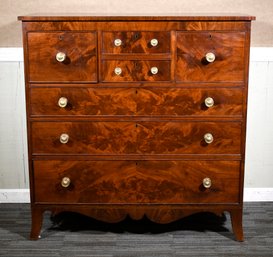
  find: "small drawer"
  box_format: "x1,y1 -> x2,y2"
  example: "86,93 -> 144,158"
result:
31,121 -> 241,155
101,60 -> 171,82
27,32 -> 97,82
33,160 -> 240,204
102,31 -> 170,54
176,32 -> 245,82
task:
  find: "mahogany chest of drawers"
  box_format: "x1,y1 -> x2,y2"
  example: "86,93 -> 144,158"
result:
18,15 -> 255,241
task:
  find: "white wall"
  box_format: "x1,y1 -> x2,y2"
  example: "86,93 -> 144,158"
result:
0,50 -> 28,190
0,48 -> 273,202
246,48 -> 273,188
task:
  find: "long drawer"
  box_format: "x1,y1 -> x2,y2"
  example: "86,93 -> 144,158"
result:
33,160 -> 240,204
30,87 -> 243,117
31,121 -> 241,155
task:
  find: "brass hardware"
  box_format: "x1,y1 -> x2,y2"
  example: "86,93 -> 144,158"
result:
204,133 -> 214,144
205,52 -> 216,63
205,97 -> 214,108
114,67 -> 122,75
150,38 -> 158,47
60,133 -> 69,144
203,177 -> 212,188
150,66 -> 158,75
56,52 -> 66,62
114,38 -> 122,47
61,177 -> 71,188
58,97 -> 68,108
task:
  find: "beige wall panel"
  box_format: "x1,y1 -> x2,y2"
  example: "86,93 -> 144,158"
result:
0,0 -> 272,47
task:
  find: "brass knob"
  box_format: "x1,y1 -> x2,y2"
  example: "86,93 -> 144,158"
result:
58,97 -> 68,108
205,52 -> 216,63
203,177 -> 212,188
114,67 -> 122,76
114,38 -> 122,47
150,38 -> 158,47
204,97 -> 214,108
204,133 -> 214,144
61,177 -> 71,188
56,52 -> 66,62
60,133 -> 69,144
150,67 -> 158,75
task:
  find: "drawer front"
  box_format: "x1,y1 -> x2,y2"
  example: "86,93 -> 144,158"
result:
31,122 -> 137,154
102,31 -> 170,54
101,60 -> 171,82
137,87 -> 243,116
31,121 -> 241,154
30,87 -> 136,116
176,32 -> 245,82
30,87 -> 242,117
33,160 -> 240,204
28,32 -> 97,82
137,121 -> 241,154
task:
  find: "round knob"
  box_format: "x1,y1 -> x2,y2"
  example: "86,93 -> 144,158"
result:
203,177 -> 212,188
204,97 -> 214,108
150,38 -> 158,47
204,133 -> 214,144
114,67 -> 122,76
150,67 -> 158,75
56,52 -> 66,62
205,52 -> 216,63
61,177 -> 71,188
58,97 -> 68,108
60,133 -> 69,144
114,38 -> 122,47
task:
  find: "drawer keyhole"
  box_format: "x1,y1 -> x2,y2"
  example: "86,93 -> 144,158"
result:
133,32 -> 140,40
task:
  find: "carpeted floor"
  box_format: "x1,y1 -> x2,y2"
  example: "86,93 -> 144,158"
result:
0,203 -> 273,257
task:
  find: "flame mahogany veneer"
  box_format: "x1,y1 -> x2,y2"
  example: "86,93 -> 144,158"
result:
18,15 -> 255,241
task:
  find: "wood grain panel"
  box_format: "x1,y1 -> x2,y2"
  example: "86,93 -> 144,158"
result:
21,21 -> 250,32
28,32 -> 97,82
102,31 -> 170,54
137,87 -> 243,116
31,121 -> 241,155
137,121 -> 241,154
31,122 -> 137,154
30,87 -> 242,117
102,60 -> 171,82
33,160 -> 240,204
176,32 -> 245,82
19,16 -> 255,21
30,87 -> 136,116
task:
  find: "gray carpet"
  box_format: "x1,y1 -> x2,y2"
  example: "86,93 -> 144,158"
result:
0,203 -> 273,257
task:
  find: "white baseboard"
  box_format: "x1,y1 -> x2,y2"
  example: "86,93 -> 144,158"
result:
0,189 -> 30,203
1,188 -> 273,203
243,188 -> 273,202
